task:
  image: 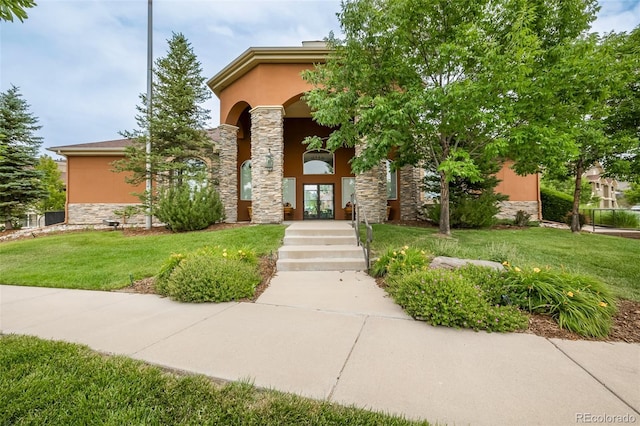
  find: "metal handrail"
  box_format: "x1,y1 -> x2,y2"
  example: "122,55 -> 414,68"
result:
350,194 -> 373,271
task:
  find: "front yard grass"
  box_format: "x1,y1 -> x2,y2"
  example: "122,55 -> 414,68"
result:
371,224 -> 640,302
0,225 -> 285,291
0,335 -> 428,426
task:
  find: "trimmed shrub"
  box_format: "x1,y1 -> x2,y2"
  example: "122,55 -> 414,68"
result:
156,246 -> 260,303
388,269 -> 528,332
154,183 -> 225,232
540,187 -> 573,222
423,192 -> 500,229
514,210 -> 531,227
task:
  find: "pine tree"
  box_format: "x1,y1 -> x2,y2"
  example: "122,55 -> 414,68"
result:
114,32 -> 213,196
0,85 -> 45,229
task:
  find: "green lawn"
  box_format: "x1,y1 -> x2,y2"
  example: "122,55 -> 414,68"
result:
371,224 -> 640,301
0,335 -> 428,426
0,225 -> 285,290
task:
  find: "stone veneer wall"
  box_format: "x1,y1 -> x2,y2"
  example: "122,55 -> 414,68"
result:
496,201 -> 540,220
354,145 -> 387,223
250,106 -> 284,224
218,124 -> 239,223
67,203 -> 148,225
399,165 -> 421,221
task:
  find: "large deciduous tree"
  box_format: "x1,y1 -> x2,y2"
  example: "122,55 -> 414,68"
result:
114,32 -> 213,208
303,0 -> 598,235
0,85 -> 45,229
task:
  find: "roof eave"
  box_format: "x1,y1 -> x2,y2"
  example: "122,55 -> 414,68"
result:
207,46 -> 330,97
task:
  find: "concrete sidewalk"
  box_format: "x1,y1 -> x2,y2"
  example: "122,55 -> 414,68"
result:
1,273 -> 638,426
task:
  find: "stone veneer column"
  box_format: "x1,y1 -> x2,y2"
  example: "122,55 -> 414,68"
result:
399,165 -> 421,221
250,106 -> 284,224
354,144 -> 387,223
218,124 -> 239,223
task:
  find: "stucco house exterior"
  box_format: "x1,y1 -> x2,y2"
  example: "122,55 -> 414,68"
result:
49,41 -> 540,226
584,163 -> 619,208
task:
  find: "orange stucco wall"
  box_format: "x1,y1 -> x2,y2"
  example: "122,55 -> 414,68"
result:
67,156 -> 143,203
219,63 -> 316,124
495,161 -> 539,202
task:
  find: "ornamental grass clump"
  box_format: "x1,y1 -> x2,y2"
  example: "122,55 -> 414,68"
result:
502,265 -> 617,338
370,246 -> 431,278
156,246 -> 260,303
388,269 -> 528,333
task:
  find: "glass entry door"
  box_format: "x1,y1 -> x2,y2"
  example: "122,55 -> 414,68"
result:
303,184 -> 334,219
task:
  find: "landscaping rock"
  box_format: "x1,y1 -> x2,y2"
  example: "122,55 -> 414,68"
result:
429,256 -> 504,271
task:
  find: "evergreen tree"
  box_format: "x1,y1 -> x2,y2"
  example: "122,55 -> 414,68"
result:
0,85 -> 45,229
114,32 -> 213,204
35,155 -> 65,213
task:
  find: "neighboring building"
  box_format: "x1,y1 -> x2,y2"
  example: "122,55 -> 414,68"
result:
584,163 -> 618,209
49,41 -> 540,225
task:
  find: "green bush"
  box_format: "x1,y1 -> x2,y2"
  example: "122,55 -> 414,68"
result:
157,247 -> 260,303
388,269 -> 528,332
514,210 -> 531,227
563,212 -> 587,229
541,187 -> 573,222
154,183 -> 225,232
423,192 -> 499,229
502,266 -> 617,338
370,246 -> 430,278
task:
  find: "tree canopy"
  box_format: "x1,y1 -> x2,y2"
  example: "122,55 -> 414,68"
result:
35,155 -> 65,213
0,85 -> 45,229
303,0 -> 600,235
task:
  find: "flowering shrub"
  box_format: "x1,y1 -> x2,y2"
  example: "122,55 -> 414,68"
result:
501,265 -> 617,338
388,269 -> 528,332
370,246 -> 430,278
156,246 -> 260,303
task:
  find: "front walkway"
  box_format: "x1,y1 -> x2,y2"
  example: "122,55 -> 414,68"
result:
2,277 -> 638,425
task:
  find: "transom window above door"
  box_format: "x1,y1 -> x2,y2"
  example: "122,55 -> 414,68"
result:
303,149 -> 334,175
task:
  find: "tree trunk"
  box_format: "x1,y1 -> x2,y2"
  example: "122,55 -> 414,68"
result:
571,158 -> 584,233
439,172 -> 451,236
4,219 -> 14,230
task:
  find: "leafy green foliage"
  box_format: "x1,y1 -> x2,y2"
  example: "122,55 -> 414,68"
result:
35,155 -> 65,213
154,183 -> 224,232
586,209 -> 640,229
514,210 -> 531,227
501,266 -> 617,338
158,247 -> 260,303
540,187 -> 573,222
388,269 -> 528,332
0,0 -> 35,22
370,246 -> 430,278
1,335 -> 427,425
0,85 -> 46,229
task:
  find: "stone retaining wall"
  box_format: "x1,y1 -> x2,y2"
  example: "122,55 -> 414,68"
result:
67,203 -> 149,225
496,201 -> 540,220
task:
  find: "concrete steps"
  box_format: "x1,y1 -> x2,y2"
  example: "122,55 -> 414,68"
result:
277,221 -> 367,271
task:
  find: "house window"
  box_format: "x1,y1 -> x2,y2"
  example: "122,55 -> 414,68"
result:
240,160 -> 252,200
303,149 -> 334,174
386,160 -> 397,200
342,177 -> 355,208
283,177 -> 296,208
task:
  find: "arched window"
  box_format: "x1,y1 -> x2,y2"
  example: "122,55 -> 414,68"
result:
240,160 -> 252,200
303,149 -> 334,175
386,160 -> 397,200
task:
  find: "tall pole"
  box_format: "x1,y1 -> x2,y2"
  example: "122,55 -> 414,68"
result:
145,0 -> 153,229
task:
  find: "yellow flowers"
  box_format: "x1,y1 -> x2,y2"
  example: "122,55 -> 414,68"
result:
567,291 -> 574,298
502,261 -> 510,267
533,267 -> 541,273
514,267 -> 521,272
599,302 -> 608,307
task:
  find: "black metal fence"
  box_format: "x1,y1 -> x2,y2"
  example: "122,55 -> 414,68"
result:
580,208 -> 640,231
44,211 -> 65,226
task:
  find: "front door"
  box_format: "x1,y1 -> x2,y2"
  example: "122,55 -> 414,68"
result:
303,184 -> 334,219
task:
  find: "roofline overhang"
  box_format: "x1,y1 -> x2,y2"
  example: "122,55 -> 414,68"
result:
207,46 -> 330,97
47,147 -> 127,157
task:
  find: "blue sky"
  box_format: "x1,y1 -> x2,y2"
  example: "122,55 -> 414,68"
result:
1,0 -> 639,158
